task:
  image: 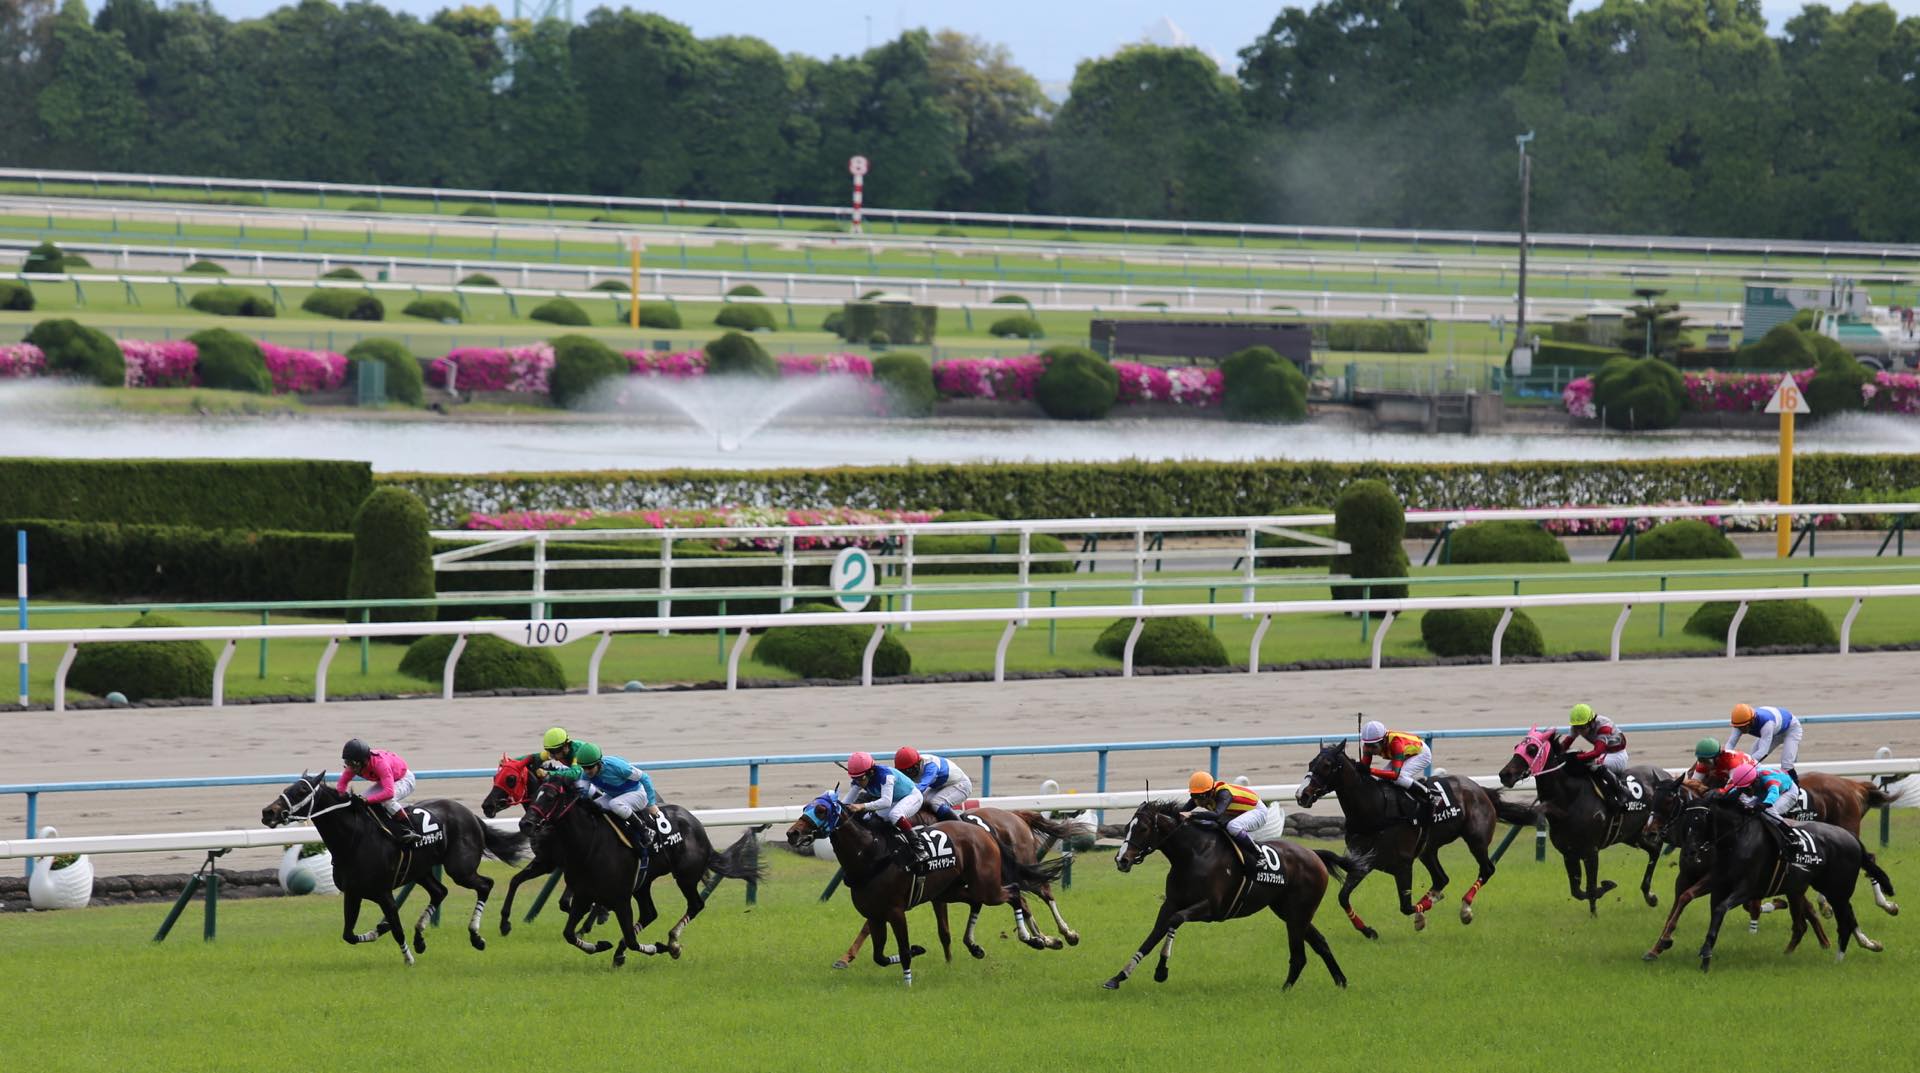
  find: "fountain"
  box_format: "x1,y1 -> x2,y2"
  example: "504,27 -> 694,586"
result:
614,374 -> 868,452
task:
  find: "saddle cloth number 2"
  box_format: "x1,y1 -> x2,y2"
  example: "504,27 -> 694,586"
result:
411,809 -> 441,834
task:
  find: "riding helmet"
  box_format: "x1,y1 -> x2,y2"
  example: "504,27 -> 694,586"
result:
1187,770 -> 1216,796
847,751 -> 874,777
1361,720 -> 1387,744
894,746 -> 921,771
571,741 -> 603,767
342,738 -> 371,765
1724,762 -> 1759,790
542,726 -> 570,751
1730,703 -> 1756,727
1695,738 -> 1722,760
1568,703 -> 1594,726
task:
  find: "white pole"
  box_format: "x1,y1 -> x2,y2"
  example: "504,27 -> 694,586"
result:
15,530 -> 25,707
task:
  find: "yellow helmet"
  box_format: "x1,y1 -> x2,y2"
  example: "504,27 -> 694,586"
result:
1188,771 -> 1217,796
1731,704 -> 1755,727
542,726 -> 570,751
1568,703 -> 1594,726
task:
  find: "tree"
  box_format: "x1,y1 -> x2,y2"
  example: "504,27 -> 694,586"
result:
569,9 -> 702,196
0,0 -> 55,161
495,18 -> 586,192
1620,288 -> 1689,358
35,0 -> 148,168
927,30 -> 1049,211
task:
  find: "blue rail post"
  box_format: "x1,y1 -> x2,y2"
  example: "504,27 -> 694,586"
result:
23,790 -> 36,877
1096,749 -> 1109,826
1208,745 -> 1220,778
979,755 -> 992,796
524,870 -> 563,921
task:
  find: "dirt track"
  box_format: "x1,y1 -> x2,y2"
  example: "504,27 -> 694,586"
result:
4,650 -> 1917,875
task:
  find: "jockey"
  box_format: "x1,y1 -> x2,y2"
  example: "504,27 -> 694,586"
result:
540,726 -> 573,765
1727,705 -> 1802,780
1359,720 -> 1440,824
544,740 -> 666,851
337,738 -> 422,846
839,751 -> 926,870
895,746 -> 972,822
1182,771 -> 1269,862
1564,703 -> 1632,810
1690,739 -> 1754,788
1723,762 -> 1802,828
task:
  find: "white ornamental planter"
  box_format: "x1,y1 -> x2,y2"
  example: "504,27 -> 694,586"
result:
27,826 -> 93,910
278,845 -> 339,895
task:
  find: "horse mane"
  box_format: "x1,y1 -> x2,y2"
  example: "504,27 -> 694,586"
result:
1138,798 -> 1184,819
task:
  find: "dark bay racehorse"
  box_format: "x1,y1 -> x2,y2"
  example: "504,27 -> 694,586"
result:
785,791 -> 1063,986
1792,773 -> 1903,917
1497,727 -> 1664,914
482,754 -> 599,935
521,779 -> 763,965
1104,799 -> 1350,991
1295,741 -> 1530,936
262,772 -> 527,966
1695,794 -> 1895,971
831,805 -> 1091,969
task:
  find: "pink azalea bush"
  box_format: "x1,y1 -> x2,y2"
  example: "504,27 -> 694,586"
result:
776,353 -> 873,377
0,342 -> 47,379
260,342 -> 348,394
1869,370 -> 1920,415
933,356 -> 1046,400
429,344 -> 555,393
119,340 -> 199,388
1567,369 -> 1820,417
1113,360 -> 1224,407
624,350 -> 707,378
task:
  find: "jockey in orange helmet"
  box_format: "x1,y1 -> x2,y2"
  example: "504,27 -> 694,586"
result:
1182,770 -> 1269,861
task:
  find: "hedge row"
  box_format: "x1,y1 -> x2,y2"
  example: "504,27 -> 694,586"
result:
2,459 -> 374,530
380,454 -> 1920,527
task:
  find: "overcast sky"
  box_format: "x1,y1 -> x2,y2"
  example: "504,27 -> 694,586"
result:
160,1 -> 1920,86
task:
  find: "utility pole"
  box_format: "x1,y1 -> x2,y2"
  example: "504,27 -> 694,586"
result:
1514,131 -> 1534,358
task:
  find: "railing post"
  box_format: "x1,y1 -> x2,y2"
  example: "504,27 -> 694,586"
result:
1610,605 -> 1632,662
211,640 -> 235,707
532,534 -> 547,621
780,534 -> 795,612
258,610 -> 269,679
979,755 -> 993,796
23,791 -> 36,877
1121,618 -> 1146,677
1208,744 -> 1220,778
1248,614 -> 1272,673
1017,529 -> 1031,622
1369,610 -> 1395,670
658,537 -> 673,635
1841,598 -> 1865,654
992,622 -> 1018,683
861,624 -> 885,686
315,638 -> 339,704
1132,530 -> 1146,606
53,643 -> 75,713
587,633 -> 614,695
1725,602 -> 1749,658
726,628 -> 752,690
442,635 -> 468,699
1097,749 -> 1109,826
748,763 -> 760,807
901,532 -> 915,630
1490,608 -> 1514,667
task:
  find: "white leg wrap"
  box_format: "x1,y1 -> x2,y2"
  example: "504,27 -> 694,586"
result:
470,901 -> 486,931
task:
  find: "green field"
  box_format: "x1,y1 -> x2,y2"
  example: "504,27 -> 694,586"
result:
19,557 -> 1920,704
2,817 -> 1912,1070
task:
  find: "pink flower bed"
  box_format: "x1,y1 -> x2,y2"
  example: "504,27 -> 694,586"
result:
1681,369 -> 1816,413
462,505 -> 941,549
260,342 -> 348,394
625,350 -> 707,378
933,356 -> 1045,400
1113,360 -> 1223,407
429,344 -> 554,393
777,353 -> 873,377
119,340 -> 199,388
1869,370 -> 1920,415
0,343 -> 46,379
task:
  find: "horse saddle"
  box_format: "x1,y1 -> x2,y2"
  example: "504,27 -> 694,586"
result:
1784,827 -> 1824,870
382,805 -> 444,848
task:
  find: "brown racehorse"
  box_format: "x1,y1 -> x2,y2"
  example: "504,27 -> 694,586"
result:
1103,799 -> 1352,991
830,805 -> 1091,969
1497,727 -> 1664,914
785,790 -> 1063,986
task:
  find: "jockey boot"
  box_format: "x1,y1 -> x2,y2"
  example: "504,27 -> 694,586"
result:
1398,786 -> 1426,825
386,809 -> 423,847
1594,767 -> 1629,811
889,823 -> 925,874
613,810 -> 650,851
933,802 -> 961,823
1229,829 -> 1258,866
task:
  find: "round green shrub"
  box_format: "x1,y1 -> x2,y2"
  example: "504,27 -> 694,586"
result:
1331,479 -> 1409,604
706,215 -> 741,229
320,266 -> 365,281
1034,345 -> 1118,420
753,603 -> 912,679
868,330 -> 891,346
714,303 -> 777,332
1684,599 -> 1837,651
1222,346 -> 1308,423
402,297 -> 462,322
1092,616 -> 1230,667
69,613 -> 216,702
1419,608 -> 1546,658
1446,521 -> 1569,564
705,331 -> 777,379
530,298 -> 591,327
0,281 -> 32,311
990,314 -> 1042,338
548,334 -> 626,409
1737,323 -> 1816,370
725,284 -> 765,298
1612,520 -> 1741,561
345,338 -> 424,406
591,279 -> 629,292
591,213 -> 629,223
991,294 -> 1031,305
916,512 -> 1071,575
188,286 -> 277,318
398,633 -> 567,691
301,290 -> 385,321
183,259 -> 228,275
459,273 -> 501,288
64,254 -> 91,269
1254,505 -> 1335,569
822,311 -> 846,336
1591,356 -> 1684,430
1806,350 -> 1874,419
637,304 -> 682,330
347,487 -> 435,628
22,242 -> 70,274
187,327 -> 271,393
25,318 -> 123,385
460,205 -> 498,217
874,352 -> 936,416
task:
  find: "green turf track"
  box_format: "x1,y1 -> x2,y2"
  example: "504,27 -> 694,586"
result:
1,815 -> 1913,1069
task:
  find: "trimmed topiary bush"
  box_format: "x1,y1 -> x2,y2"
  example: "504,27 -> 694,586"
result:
398,633 -> 567,691
1255,505 -> 1336,569
1222,346 -> 1307,423
23,242 -> 69,274
0,281 -> 32,311
187,328 -> 271,393
183,259 -> 228,275
63,253 -> 91,269
320,266 -> 365,280
1684,599 -> 1837,651
1419,608 -> 1546,658
714,303 -> 777,332
753,602 -> 911,678
615,303 -> 682,329
591,279 -> 629,292
705,331 -> 777,378
549,334 -> 626,409
990,314 -> 1042,338
725,284 -> 765,298
874,352 -> 936,416
822,311 -> 846,336
530,298 -> 591,327
25,318 -> 123,385
345,338 -> 424,406
1591,356 -> 1684,430
991,294 -> 1031,305
706,215 -> 741,229
1093,616 -> 1230,667
69,613 -> 216,702
916,511 -> 1071,575
1034,345 -> 1118,420
459,273 -> 501,288
840,300 -> 937,344
459,205 -> 498,217
347,487 -> 435,628
1612,520 -> 1741,561
1331,479 -> 1409,604
1806,349 -> 1874,419
402,297 -> 462,322
1735,323 -> 1817,370
188,286 -> 277,318
302,290 -> 385,321
1446,521 -> 1569,564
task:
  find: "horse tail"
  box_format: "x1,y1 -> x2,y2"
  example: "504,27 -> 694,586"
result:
1862,782 -> 1903,810
1862,852 -> 1897,897
1314,848 -> 1372,879
1018,810 -> 1094,847
1489,789 -> 1541,827
1001,843 -> 1067,894
483,822 -> 531,865
705,827 -> 769,883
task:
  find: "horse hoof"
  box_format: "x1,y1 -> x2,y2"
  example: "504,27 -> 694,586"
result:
592,941 -> 613,955
1152,967 -> 1168,984
1459,906 -> 1474,926
667,943 -> 682,961
831,959 -> 849,970
1642,949 -> 1660,962
1820,904 -> 1834,919
1361,927 -> 1379,941
412,935 -> 427,955
499,921 -> 513,937
1048,938 -> 1065,950
613,955 -> 626,969
1101,978 -> 1121,991
910,945 -> 927,957
1644,893 -> 1659,908
1698,958 -> 1712,973
967,944 -> 986,960
470,934 -> 486,952
1413,912 -> 1427,932
1065,932 -> 1081,947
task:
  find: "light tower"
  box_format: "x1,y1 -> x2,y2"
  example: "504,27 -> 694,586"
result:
513,0 -> 572,22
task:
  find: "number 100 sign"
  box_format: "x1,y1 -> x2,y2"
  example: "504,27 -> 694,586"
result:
513,621 -> 572,647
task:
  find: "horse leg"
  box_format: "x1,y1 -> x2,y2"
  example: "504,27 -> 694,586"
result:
1037,879 -> 1081,945
1582,851 -> 1615,913
1698,888 -> 1749,972
888,908 -> 914,987
341,893 -> 389,946
868,913 -> 892,968
836,922 -> 871,970
1103,902 -> 1173,990
1560,849 -> 1584,904
1458,831 -> 1496,925
1335,858 -> 1378,940
409,869 -> 450,955
933,901 -> 954,963
1645,876 -> 1707,960
1277,906 -> 1308,989
441,864 -> 493,952
962,904 -> 986,959
562,901 -> 612,956
1638,848 -> 1660,908
661,867 -> 705,960
497,858 -> 551,936
607,899 -> 657,969
1151,904 -> 1206,984
1301,922 -> 1346,989
1416,846 -> 1449,913
1389,863 -> 1423,931
370,891 -> 413,967
1007,889 -> 1059,951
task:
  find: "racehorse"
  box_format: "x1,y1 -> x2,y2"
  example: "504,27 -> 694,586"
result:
1103,799 -> 1350,991
1638,777 -> 1827,961
1295,740 -> 1531,936
1791,773 -> 1903,917
519,778 -> 763,965
1497,727 -> 1664,914
262,772 -> 527,966
785,791 -> 1063,986
482,754 -> 600,935
830,804 -> 1091,969
1694,793 -> 1895,970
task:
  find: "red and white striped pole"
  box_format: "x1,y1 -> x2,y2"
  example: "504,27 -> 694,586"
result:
848,155 -> 868,234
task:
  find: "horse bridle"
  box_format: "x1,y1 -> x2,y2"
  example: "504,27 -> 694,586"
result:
271,775 -> 352,826
522,782 -> 578,831
1115,809 -> 1171,868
